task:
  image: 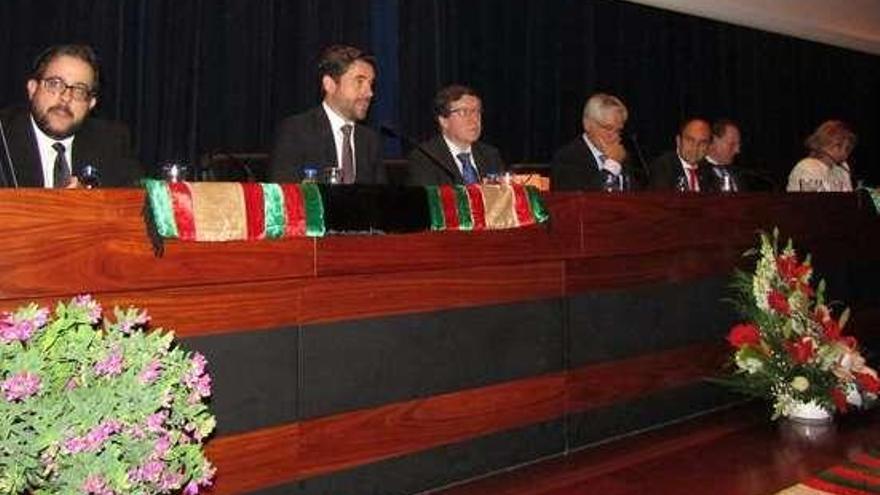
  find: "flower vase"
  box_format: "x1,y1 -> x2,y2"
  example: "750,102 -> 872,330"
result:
784,400 -> 833,424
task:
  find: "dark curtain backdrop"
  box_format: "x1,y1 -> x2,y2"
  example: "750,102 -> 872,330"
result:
1,0 -> 878,184
399,0 -> 880,186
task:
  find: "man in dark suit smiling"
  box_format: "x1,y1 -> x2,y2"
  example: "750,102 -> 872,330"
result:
0,44 -> 141,188
268,45 -> 386,184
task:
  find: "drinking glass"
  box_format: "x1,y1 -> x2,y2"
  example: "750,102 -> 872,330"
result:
161,162 -> 189,183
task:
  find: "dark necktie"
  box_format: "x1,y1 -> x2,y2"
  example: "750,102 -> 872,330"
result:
457,152 -> 479,185
340,124 -> 354,184
685,167 -> 699,192
52,142 -> 70,188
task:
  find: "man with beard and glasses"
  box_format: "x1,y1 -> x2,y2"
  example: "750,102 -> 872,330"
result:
0,44 -> 141,188
268,44 -> 386,184
405,84 -> 505,185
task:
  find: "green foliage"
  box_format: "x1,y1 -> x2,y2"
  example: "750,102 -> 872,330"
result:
0,296 -> 215,494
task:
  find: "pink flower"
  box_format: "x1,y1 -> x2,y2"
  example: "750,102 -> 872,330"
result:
71,294 -> 103,324
146,411 -> 169,433
82,474 -> 115,495
138,359 -> 163,384
0,307 -> 49,343
116,308 -> 150,334
1,371 -> 42,401
94,347 -> 125,377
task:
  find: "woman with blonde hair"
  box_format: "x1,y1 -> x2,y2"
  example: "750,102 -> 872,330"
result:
787,120 -> 856,192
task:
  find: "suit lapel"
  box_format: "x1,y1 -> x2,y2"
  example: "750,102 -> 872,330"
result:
431,136 -> 463,183
6,110 -> 44,187
313,107 -> 338,167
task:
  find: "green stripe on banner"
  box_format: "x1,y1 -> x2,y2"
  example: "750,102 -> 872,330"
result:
426,186 -> 445,230
817,471 -> 880,492
453,186 -> 473,230
300,183 -> 326,237
144,179 -> 179,238
868,188 -> 880,214
262,183 -> 286,239
525,186 -> 549,223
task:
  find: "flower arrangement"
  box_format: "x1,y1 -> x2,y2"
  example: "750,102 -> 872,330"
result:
722,229 -> 879,420
0,296 -> 215,494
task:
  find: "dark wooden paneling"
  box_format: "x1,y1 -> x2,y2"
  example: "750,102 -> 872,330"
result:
301,261 -> 564,324
203,344 -> 720,494
566,343 -> 727,414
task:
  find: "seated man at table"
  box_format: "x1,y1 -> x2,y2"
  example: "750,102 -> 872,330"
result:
406,84 -> 505,185
268,44 -> 386,184
550,92 -> 637,191
701,118 -> 745,192
649,117 -> 713,192
0,44 -> 141,188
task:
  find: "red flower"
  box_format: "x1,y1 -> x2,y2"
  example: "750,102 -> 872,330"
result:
822,318 -> 842,340
767,290 -> 791,315
784,337 -> 815,364
840,336 -> 858,349
830,387 -> 848,413
776,255 -> 798,280
727,323 -> 762,348
855,372 -> 880,394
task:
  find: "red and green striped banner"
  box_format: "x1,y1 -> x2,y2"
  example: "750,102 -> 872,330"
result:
144,179 -> 325,241
865,188 -> 880,215
426,183 -> 549,231
776,449 -> 880,494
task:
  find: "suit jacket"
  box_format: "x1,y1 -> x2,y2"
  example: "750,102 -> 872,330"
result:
405,135 -> 506,186
0,106 -> 142,188
268,106 -> 386,184
550,136 -> 642,191
648,150 -> 714,192
699,160 -> 748,192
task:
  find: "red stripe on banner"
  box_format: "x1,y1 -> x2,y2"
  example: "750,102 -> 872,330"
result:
511,184 -> 534,226
439,186 -> 460,230
804,477 -> 874,495
241,183 -> 266,240
852,453 -> 880,470
168,182 -> 196,241
281,184 -> 306,236
466,184 -> 486,230
828,466 -> 880,484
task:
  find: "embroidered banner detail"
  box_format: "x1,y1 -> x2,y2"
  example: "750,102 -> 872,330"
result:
426,184 -> 549,231
144,180 -> 326,242
776,448 -> 880,494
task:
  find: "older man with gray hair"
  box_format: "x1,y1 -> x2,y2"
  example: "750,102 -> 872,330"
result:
550,92 -> 635,191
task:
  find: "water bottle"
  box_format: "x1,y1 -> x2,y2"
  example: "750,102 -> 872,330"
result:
302,166 -> 318,183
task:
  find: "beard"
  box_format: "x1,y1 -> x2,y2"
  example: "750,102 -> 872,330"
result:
31,102 -> 83,140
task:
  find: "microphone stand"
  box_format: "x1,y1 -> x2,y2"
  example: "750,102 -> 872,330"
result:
380,124 -> 458,183
0,117 -> 19,188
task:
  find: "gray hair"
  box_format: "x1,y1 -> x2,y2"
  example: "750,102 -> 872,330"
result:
582,93 -> 628,123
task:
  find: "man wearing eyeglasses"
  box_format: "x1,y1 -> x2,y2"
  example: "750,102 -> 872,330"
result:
0,44 -> 141,188
550,93 -> 637,191
405,84 -> 505,185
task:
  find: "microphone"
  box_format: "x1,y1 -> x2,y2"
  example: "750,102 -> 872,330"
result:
628,132 -> 650,182
0,116 -> 19,188
380,123 -> 458,182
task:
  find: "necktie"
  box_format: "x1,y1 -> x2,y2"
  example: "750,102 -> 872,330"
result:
685,167 -> 699,192
340,124 -> 354,184
457,152 -> 479,185
52,142 -> 70,188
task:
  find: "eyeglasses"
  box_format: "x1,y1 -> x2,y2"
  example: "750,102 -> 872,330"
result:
448,107 -> 482,118
40,77 -> 94,102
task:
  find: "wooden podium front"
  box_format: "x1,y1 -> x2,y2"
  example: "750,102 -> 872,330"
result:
1,189 -> 878,495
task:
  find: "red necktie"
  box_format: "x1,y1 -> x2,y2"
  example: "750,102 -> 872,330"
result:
686,167 -> 699,192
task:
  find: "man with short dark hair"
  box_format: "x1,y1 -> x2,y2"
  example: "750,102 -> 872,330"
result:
0,44 -> 141,188
702,119 -> 745,192
649,117 -> 713,192
551,92 -> 636,191
406,84 -> 505,185
268,44 -> 386,184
